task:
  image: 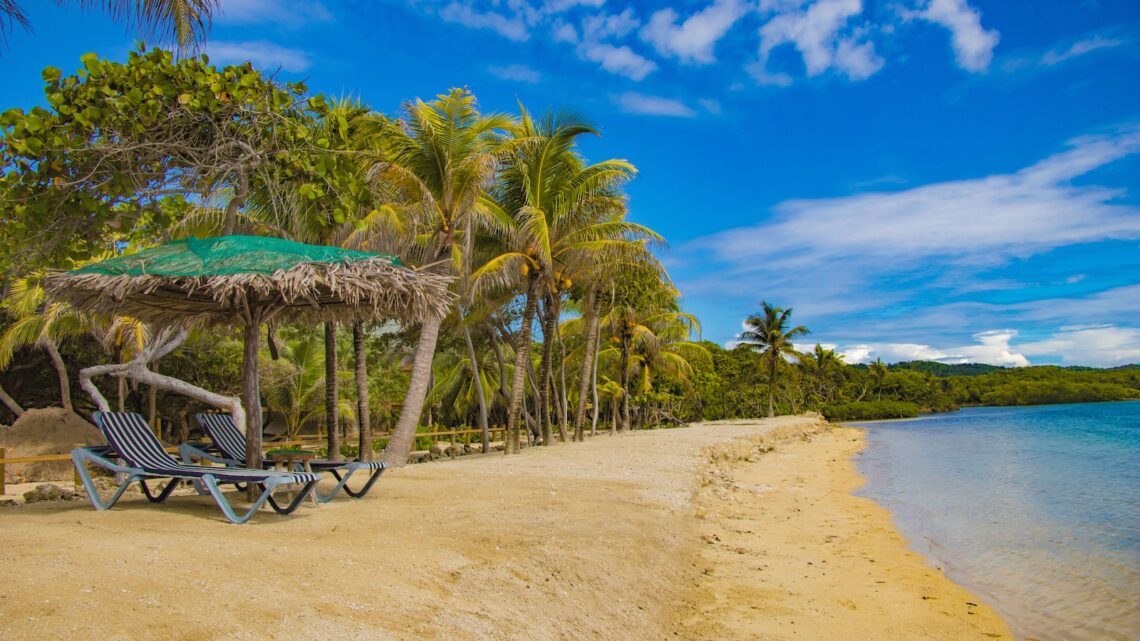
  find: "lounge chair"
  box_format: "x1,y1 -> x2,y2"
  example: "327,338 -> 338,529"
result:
182,413 -> 386,503
73,411 -> 320,524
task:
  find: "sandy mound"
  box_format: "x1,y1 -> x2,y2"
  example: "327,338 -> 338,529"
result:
0,408 -> 105,483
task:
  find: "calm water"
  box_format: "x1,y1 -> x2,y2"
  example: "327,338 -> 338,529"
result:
852,401 -> 1140,641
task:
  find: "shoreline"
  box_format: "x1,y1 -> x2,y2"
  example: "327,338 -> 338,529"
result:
0,417 -> 1011,640
669,423 -> 1012,641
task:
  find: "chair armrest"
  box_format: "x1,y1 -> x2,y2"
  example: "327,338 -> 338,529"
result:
178,442 -> 242,467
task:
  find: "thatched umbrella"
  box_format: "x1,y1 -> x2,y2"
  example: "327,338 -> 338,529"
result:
46,235 -> 453,468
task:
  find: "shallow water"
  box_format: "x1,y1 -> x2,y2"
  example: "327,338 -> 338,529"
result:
853,401 -> 1140,641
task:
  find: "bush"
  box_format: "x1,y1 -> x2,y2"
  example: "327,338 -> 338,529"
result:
822,400 -> 921,421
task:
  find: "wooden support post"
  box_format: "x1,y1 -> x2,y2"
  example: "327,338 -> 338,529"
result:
73,443 -> 82,491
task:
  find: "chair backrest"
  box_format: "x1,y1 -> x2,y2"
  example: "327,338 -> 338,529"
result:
196,413 -> 248,461
93,412 -> 181,471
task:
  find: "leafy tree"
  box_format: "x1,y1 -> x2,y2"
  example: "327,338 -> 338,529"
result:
0,47 -> 313,275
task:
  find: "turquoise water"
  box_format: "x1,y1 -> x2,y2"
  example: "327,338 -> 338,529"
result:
852,401 -> 1140,641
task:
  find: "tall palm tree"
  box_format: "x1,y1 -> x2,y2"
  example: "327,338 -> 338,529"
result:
869,357 -> 888,401
371,88 -> 513,465
474,107 -> 653,448
1,1 -> 219,51
738,302 -> 810,418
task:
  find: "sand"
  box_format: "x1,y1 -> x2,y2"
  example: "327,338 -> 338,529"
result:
0,408 -> 105,483
0,416 -> 1011,640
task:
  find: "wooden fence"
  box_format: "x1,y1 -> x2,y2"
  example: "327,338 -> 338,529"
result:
0,427 -> 511,496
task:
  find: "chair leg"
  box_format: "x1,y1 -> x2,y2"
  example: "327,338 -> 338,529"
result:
71,448 -> 143,511
199,475 -> 314,524
138,479 -> 183,503
264,481 -> 319,515
315,464 -> 385,503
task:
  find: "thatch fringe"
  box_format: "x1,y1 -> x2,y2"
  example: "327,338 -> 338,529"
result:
45,257 -> 455,326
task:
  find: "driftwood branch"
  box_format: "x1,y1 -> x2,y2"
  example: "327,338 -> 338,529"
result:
78,328 -> 247,432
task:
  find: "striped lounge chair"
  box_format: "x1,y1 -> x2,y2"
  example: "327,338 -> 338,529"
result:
183,413 -> 386,503
73,411 -> 320,524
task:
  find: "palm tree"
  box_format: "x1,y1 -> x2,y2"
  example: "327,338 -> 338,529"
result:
262,335 -> 326,440
1,1 -> 219,51
474,107 -> 653,448
371,88 -> 513,465
620,310 -> 709,427
598,286 -> 697,431
797,344 -> 843,407
869,357 -> 888,401
0,274 -> 93,411
738,302 -> 810,418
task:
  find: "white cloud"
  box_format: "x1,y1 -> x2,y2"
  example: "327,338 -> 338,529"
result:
752,0 -> 884,83
1019,326 -> 1140,366
551,20 -> 579,43
439,3 -> 530,41
678,130 -> 1140,366
205,40 -> 312,72
218,0 -> 333,27
834,326 -> 1140,367
581,43 -> 658,80
835,330 -> 1030,366
582,8 -> 640,41
698,98 -> 723,115
1041,35 -> 1125,66
904,0 -> 999,72
640,0 -> 748,64
542,0 -> 605,13
489,63 -> 542,83
1001,34 -> 1127,75
696,129 -> 1140,266
614,92 -> 697,117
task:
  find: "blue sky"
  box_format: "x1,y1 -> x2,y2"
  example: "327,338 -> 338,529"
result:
2,0 -> 1138,366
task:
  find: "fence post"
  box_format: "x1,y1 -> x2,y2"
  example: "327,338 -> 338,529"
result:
0,446 -> 5,496
73,443 -> 83,491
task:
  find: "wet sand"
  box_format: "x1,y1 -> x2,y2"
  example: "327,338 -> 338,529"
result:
0,416 -> 1010,640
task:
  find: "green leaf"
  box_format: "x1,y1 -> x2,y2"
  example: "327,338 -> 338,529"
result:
41,67 -> 61,83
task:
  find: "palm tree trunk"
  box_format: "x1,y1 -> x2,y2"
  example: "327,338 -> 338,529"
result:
0,383 -> 24,418
767,355 -> 777,418
488,323 -> 538,439
384,313 -> 443,466
620,334 -> 631,432
462,321 -> 490,454
242,314 -> 263,500
590,336 -> 600,436
44,339 -> 72,412
353,322 -> 372,462
506,278 -> 540,454
555,307 -> 569,443
573,286 -> 599,442
537,295 -> 557,446
324,321 -> 341,461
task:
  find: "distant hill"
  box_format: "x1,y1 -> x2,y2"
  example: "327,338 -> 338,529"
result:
892,361 -> 1005,377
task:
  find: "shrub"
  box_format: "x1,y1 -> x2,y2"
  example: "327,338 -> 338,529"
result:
822,400 -> 921,421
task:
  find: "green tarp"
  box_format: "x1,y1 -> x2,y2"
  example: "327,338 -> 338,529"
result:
74,235 -> 400,277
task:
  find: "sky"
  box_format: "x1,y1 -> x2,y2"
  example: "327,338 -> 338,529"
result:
1,0 -> 1138,367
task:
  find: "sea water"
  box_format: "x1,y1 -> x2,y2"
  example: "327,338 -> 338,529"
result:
852,401 -> 1140,641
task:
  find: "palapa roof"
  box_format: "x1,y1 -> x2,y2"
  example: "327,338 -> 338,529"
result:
45,235 -> 454,326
